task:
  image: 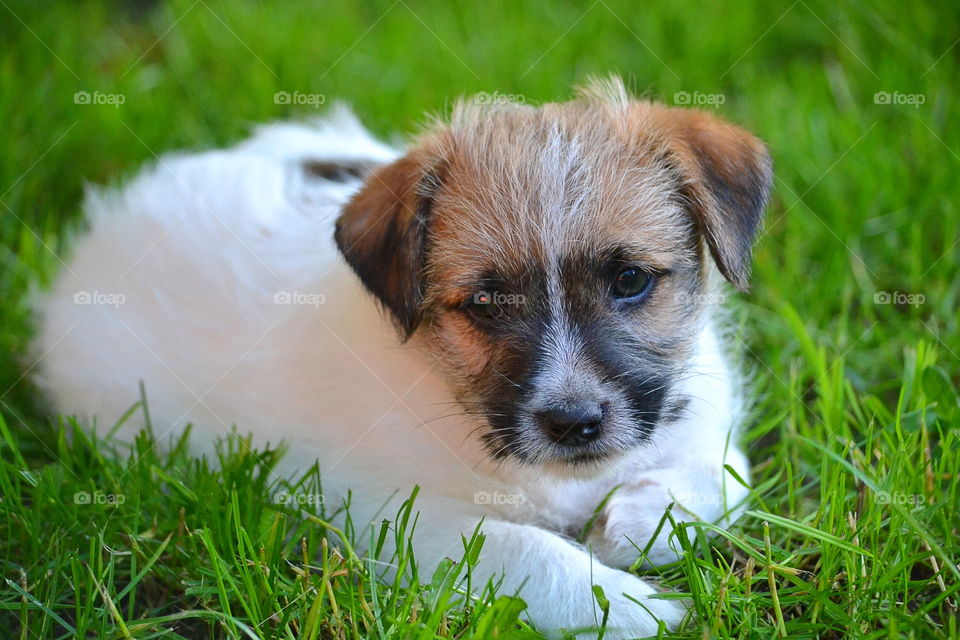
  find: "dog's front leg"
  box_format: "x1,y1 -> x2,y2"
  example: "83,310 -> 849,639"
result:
585,446 -> 751,569
415,517 -> 684,638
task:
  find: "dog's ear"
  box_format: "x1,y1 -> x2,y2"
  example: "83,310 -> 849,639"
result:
648,106 -> 773,291
335,150 -> 441,340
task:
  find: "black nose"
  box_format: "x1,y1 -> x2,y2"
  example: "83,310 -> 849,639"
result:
536,401 -> 604,447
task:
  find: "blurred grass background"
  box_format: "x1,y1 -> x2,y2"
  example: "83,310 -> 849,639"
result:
0,1 -> 957,638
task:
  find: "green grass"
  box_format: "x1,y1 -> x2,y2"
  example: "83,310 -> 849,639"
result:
1,0 -> 957,638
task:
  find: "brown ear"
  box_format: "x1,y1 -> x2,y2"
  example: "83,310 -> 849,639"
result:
650,106 -> 773,291
334,151 -> 441,339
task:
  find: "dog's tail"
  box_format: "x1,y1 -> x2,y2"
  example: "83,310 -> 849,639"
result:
236,103 -> 400,170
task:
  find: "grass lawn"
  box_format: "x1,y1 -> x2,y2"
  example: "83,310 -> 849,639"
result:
1,0 -> 958,637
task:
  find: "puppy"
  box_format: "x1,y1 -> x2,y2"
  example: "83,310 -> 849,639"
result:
33,77 -> 771,637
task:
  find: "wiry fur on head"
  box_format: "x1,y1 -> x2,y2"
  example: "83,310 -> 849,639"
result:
336,76 -> 772,467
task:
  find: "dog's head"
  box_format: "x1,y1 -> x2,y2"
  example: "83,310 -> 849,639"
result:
335,78 -> 772,469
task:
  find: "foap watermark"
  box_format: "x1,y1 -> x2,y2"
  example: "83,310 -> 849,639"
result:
474,91 -> 526,106
74,90 -> 126,107
274,91 -> 326,108
675,292 -> 727,306
473,291 -> 525,307
680,493 -> 730,506
474,490 -> 527,507
272,490 -> 324,507
674,91 -> 725,106
74,290 -> 125,308
874,290 -> 925,308
472,290 -> 526,318
874,491 -> 926,506
873,91 -> 925,108
274,290 -> 326,308
74,490 -> 125,505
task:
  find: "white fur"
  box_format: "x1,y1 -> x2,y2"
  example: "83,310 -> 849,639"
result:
32,110 -> 749,638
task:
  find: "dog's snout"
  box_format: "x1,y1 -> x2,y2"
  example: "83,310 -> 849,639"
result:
537,401 -> 604,447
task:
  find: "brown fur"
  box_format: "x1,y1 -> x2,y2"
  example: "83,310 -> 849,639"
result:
335,77 -> 772,463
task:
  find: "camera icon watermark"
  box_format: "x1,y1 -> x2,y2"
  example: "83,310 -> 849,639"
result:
74,91 -> 126,107
473,490 -> 527,507
74,490 -> 125,505
273,490 -> 324,506
874,491 -> 925,506
684,493 -> 727,506
73,290 -> 125,308
473,291 -> 526,306
873,290 -> 925,308
675,292 -> 726,306
274,91 -> 326,108
273,290 -> 326,308
674,91 -> 725,106
474,91 -> 526,106
472,290 -> 526,318
873,91 -> 925,108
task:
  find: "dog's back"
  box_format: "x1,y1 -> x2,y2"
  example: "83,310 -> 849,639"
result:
31,111 -> 485,522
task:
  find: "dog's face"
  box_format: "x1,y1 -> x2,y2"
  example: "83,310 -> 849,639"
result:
335,79 -> 772,468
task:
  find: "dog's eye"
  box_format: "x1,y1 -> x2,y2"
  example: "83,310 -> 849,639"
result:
612,267 -> 654,300
462,292 -> 499,319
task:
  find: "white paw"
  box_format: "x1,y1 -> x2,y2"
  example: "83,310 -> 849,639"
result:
587,570 -> 685,639
586,469 -> 718,569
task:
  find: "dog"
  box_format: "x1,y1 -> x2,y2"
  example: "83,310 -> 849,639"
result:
33,77 -> 771,637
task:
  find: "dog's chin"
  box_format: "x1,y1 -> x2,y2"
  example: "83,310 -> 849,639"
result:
541,449 -> 629,480
502,441 -> 635,480
554,447 -> 618,466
